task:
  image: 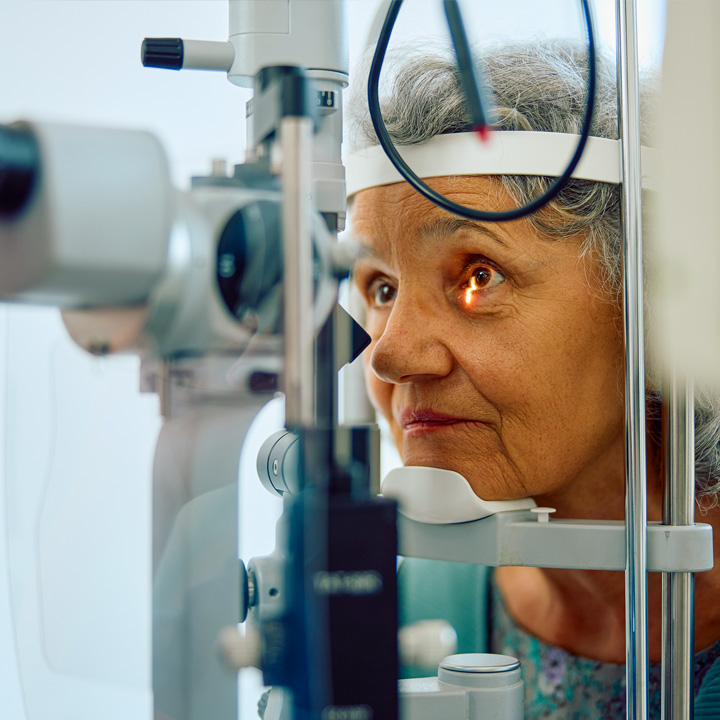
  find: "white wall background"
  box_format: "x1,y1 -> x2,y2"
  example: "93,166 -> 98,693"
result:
0,1 -> 665,719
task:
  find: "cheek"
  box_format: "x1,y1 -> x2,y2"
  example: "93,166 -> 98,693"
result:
363,349 -> 393,417
363,357 -> 404,457
360,312 -> 393,411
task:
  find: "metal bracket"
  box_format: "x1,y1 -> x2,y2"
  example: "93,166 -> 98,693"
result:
397,511 -> 714,573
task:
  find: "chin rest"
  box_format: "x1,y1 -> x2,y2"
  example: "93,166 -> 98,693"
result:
381,467 -> 536,524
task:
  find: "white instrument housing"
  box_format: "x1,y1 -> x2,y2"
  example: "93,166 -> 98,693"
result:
228,0 -> 349,87
0,122 -> 172,308
382,467 -> 537,524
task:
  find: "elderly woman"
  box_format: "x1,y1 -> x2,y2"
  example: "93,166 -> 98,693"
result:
347,44 -> 720,717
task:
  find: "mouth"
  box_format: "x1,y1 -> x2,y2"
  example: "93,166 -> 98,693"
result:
399,409 -> 481,437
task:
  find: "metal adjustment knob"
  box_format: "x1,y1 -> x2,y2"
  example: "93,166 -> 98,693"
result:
399,619 -> 458,668
217,626 -> 262,671
141,38 -> 184,70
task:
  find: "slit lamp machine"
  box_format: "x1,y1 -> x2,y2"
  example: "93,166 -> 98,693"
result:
0,1 -> 717,719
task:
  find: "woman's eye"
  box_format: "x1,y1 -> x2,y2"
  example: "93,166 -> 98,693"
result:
470,266 -> 505,290
462,264 -> 505,305
369,280 -> 397,307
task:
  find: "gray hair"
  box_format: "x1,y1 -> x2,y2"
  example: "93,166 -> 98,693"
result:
348,42 -> 720,506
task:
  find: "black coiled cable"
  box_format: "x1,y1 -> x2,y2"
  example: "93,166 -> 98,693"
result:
367,0 -> 597,222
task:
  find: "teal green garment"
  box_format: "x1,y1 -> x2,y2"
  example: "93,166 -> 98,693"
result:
491,576 -> 720,718
397,557 -> 491,678
696,654 -> 720,718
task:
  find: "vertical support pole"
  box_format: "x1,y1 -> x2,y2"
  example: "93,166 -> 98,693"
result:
616,1 -> 649,718
662,376 -> 695,720
281,115 -> 315,428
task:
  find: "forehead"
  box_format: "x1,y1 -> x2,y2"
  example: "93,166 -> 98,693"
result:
350,175 -> 542,262
352,175 -> 504,229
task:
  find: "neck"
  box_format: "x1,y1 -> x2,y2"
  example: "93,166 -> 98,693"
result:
496,437 -> 720,663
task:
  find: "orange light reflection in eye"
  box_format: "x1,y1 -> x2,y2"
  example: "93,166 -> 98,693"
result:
464,274 -> 481,306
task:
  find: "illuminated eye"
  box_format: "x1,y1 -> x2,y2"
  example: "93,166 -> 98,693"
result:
371,281 -> 397,307
463,265 -> 505,305
470,266 -> 504,291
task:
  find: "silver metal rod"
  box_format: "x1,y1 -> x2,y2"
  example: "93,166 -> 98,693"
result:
281,115 -> 315,427
661,376 -> 695,720
616,1 -> 649,718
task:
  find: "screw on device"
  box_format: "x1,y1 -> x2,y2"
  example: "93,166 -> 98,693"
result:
530,507 -> 557,523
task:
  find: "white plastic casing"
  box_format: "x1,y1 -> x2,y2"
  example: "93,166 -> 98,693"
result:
399,653 -> 524,720
61,186 -> 271,358
382,467 -> 536,524
398,620 -> 458,669
181,40 -> 235,72
61,185 -> 337,360
227,0 -> 349,88
0,122 -> 172,307
656,1 -> 720,385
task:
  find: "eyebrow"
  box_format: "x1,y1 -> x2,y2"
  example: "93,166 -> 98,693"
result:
352,216 -> 508,263
419,217 -> 508,248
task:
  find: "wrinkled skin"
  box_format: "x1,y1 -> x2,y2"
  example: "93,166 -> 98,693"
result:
351,175 -> 720,663
352,176 -> 626,515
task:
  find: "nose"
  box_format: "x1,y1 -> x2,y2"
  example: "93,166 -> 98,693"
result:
369,292 -> 454,384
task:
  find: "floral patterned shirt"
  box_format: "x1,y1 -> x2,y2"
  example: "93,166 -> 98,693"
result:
490,579 -> 720,719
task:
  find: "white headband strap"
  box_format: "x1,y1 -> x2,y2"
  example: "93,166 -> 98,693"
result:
344,131 -> 657,197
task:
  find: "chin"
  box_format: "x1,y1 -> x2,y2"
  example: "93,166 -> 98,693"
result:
401,452 -> 524,502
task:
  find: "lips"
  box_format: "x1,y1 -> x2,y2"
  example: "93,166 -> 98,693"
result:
398,408 -> 477,435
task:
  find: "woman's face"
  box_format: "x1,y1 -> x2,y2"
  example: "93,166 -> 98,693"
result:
352,176 -> 626,503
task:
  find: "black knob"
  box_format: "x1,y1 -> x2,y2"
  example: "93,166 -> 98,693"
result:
141,38 -> 184,70
0,125 -> 39,220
